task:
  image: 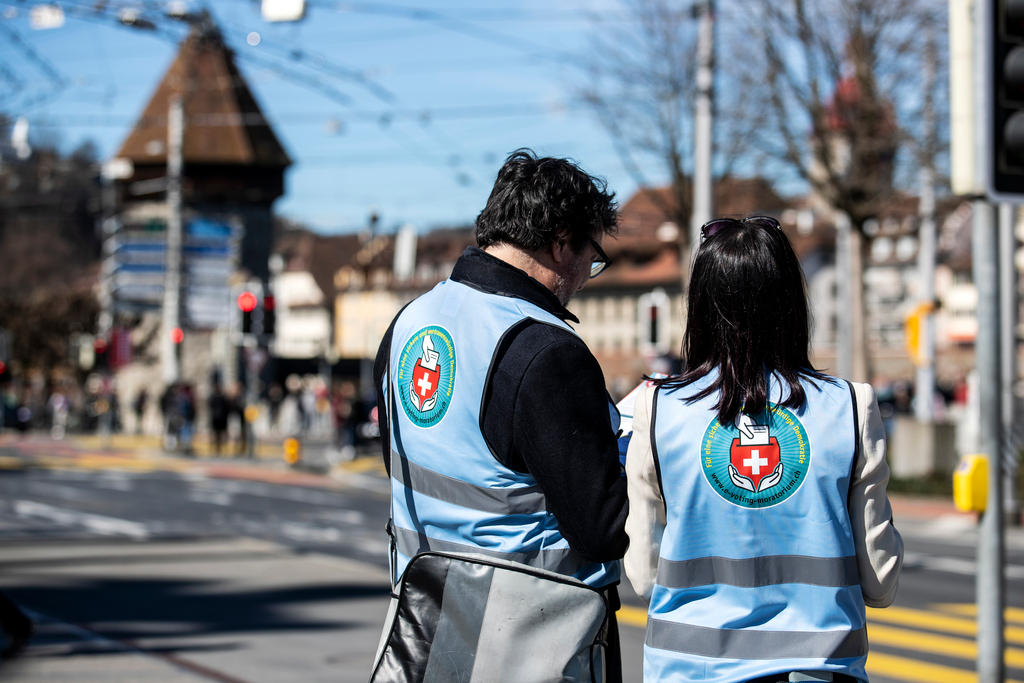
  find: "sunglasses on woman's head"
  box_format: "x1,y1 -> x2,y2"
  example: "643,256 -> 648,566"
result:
699,215 -> 783,242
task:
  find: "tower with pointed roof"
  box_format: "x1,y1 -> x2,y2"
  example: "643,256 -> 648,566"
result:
114,18 -> 290,281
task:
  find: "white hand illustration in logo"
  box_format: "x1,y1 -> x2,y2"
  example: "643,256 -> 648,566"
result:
420,335 -> 439,371
757,462 -> 783,492
728,464 -> 756,492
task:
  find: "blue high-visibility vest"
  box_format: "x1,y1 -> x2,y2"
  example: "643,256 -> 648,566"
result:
645,371 -> 867,682
386,278 -> 621,588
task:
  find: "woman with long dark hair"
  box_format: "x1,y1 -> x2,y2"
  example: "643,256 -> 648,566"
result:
623,216 -> 903,683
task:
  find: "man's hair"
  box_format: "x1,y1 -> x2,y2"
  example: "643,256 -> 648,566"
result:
654,217 -> 830,424
475,148 -> 618,252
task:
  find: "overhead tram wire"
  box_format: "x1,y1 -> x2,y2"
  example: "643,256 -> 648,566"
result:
0,22 -> 70,111
29,101 -> 584,128
218,36 -> 472,186
216,18 -> 396,104
2,2 -> 577,189
10,1 -> 475,188
215,19 -> 477,185
305,0 -> 577,62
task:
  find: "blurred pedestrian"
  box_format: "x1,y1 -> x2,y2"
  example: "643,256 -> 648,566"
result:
624,216 -> 904,682
371,150 -> 625,681
160,383 -> 183,452
131,388 -> 148,435
229,383 -> 247,456
330,381 -> 355,459
207,384 -> 230,455
178,383 -> 196,455
48,387 -> 70,440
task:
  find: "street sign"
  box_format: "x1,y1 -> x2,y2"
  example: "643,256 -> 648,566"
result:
105,217 -> 240,327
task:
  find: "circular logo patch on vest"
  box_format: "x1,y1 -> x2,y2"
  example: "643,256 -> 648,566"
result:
396,325 -> 456,428
700,405 -> 811,508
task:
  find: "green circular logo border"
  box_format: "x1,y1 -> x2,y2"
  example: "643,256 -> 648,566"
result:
396,325 -> 456,429
700,404 -> 811,509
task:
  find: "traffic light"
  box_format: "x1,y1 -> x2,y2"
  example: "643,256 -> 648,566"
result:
238,290 -> 257,335
262,294 -> 276,336
647,304 -> 659,347
988,0 -> 1024,199
93,336 -> 108,371
637,289 -> 670,353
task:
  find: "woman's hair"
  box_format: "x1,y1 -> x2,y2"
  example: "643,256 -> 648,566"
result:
654,216 -> 829,424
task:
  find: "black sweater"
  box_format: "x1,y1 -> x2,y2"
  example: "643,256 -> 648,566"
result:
373,247 -> 628,563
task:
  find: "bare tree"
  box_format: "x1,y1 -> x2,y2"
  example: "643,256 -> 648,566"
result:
577,0 -> 700,256
732,0 -> 940,381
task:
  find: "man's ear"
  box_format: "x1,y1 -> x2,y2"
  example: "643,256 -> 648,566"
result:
550,233 -> 573,265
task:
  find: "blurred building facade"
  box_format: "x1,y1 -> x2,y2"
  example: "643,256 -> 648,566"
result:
298,181 -> 992,402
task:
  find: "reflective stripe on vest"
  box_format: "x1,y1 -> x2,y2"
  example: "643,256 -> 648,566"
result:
388,279 -> 620,588
391,450 -> 547,515
656,554 -> 860,589
644,372 -> 867,681
646,618 -> 868,660
392,526 -> 598,576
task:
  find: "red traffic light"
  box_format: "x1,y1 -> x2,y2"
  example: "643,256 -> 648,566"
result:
170,327 -> 185,344
263,294 -> 275,311
237,291 -> 258,312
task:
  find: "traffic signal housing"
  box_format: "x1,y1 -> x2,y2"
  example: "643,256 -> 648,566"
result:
637,289 -> 671,354
238,290 -> 257,335
989,0 -> 1024,199
262,294 -> 276,337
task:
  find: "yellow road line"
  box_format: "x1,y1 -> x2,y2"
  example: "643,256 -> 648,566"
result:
868,623 -> 1024,667
868,606 -> 1024,646
617,604 -> 649,629
936,603 -> 1024,625
619,605 -> 1024,667
866,651 -> 1024,683
339,458 -> 387,474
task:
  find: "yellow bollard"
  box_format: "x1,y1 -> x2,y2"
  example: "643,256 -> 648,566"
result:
283,437 -> 301,466
953,454 -> 988,513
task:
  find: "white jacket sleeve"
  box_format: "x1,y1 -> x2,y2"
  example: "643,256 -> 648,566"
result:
623,383 -> 665,600
849,381 -> 904,607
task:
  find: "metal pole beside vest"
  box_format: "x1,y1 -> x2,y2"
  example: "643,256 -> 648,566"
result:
161,95 -> 184,385
999,203 -> 1020,526
974,198 -> 1005,683
915,23 -> 938,423
972,0 -> 1006,675
689,0 -> 715,249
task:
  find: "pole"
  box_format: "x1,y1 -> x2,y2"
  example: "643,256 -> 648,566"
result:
973,0 -> 1005,675
98,167 -> 118,446
915,172 -> 937,421
161,95 -> 184,385
1000,203 -> 1020,524
975,199 -> 1005,683
915,23 -> 938,423
836,212 -> 853,379
689,0 -> 715,249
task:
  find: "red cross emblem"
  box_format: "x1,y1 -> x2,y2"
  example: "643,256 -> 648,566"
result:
730,437 -> 780,491
409,334 -> 441,412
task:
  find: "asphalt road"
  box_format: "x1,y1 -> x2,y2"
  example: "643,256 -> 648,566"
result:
0,436 -> 1022,682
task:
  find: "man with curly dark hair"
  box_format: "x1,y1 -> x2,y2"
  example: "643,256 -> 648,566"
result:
373,149 -> 627,681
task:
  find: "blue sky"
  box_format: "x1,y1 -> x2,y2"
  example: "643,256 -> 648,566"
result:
2,0 -> 655,234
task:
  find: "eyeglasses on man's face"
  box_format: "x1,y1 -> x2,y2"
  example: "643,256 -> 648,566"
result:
589,238 -> 612,278
699,215 -> 783,242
